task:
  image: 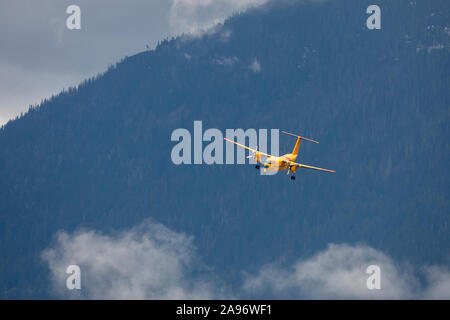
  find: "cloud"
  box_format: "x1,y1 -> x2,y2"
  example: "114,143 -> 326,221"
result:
249,58 -> 261,72
243,243 -> 450,299
169,0 -> 268,35
421,266 -> 450,299
42,222 -> 450,299
42,220 -> 228,299
243,244 -> 415,299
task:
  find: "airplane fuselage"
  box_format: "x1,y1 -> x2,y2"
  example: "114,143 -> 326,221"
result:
262,153 -> 298,171
224,131 -> 335,180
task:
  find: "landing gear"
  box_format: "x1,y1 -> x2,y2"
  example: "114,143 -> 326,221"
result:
255,165 -> 260,169
290,175 -> 296,180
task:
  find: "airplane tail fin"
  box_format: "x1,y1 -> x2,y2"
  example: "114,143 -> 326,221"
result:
281,131 -> 319,156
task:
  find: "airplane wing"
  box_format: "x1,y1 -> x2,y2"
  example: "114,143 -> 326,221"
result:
282,159 -> 336,173
223,138 -> 273,158
224,138 -> 335,173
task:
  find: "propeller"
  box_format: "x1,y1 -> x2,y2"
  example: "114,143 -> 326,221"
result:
246,146 -> 258,160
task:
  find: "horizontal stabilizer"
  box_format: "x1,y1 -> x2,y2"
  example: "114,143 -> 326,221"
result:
281,131 -> 319,144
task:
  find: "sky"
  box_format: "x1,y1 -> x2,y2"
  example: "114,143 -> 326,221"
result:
0,0 -> 267,126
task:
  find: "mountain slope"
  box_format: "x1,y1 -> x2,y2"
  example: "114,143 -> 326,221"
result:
0,0 -> 449,298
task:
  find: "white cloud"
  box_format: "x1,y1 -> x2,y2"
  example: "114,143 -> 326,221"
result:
169,0 -> 268,35
42,222 -> 450,300
421,266 -> 450,299
42,219 -> 228,299
249,58 -> 261,72
243,243 -> 450,299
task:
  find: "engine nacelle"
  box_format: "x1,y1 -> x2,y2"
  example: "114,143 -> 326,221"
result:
256,151 -> 261,163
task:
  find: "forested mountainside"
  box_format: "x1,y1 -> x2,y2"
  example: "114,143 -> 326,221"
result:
0,0 -> 449,298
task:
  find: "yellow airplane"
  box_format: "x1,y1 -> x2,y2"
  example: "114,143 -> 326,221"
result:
224,131 -> 335,180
